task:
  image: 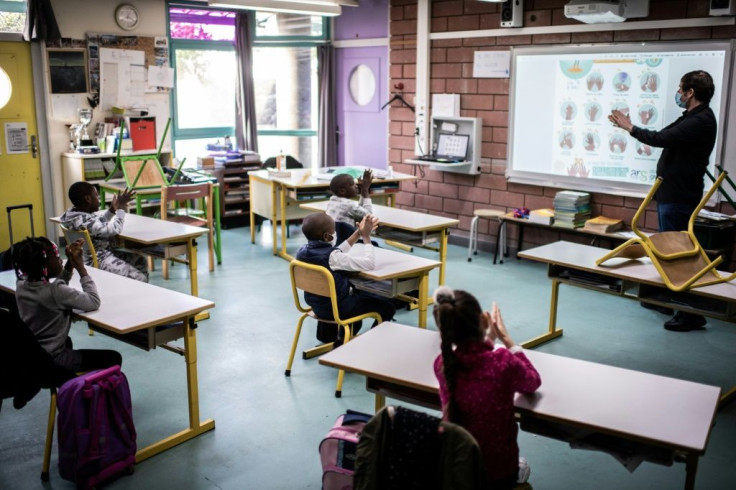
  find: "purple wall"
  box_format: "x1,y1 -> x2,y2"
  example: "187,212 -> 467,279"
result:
334,0 -> 388,41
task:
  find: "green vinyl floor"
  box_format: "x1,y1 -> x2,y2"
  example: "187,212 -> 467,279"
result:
1,223 -> 735,490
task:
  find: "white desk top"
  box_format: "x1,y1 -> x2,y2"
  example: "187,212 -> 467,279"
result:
0,268 -> 214,334
350,244 -> 440,280
300,202 -> 459,232
320,322 -> 721,453
518,241 -> 736,300
52,213 -> 208,245
250,168 -> 415,189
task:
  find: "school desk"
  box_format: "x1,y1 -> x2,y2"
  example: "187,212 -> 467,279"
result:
319,322 -> 721,490
349,244 -> 441,329
52,213 -> 208,298
494,212 -> 627,264
248,168 -> 415,260
517,240 -> 736,406
0,267 -> 216,463
299,201 -> 459,286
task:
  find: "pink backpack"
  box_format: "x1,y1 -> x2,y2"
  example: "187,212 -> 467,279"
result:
319,410 -> 372,490
56,366 -> 136,489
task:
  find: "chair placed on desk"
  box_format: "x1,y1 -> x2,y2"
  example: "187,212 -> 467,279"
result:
286,260 -> 382,398
596,173 -> 736,291
158,182 -> 216,280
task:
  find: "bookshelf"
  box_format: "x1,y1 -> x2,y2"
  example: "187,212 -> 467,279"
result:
200,152 -> 261,228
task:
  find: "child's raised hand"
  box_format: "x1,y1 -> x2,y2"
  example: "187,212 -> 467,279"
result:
359,169 -> 373,197
358,214 -> 379,240
111,187 -> 136,212
65,239 -> 86,272
482,310 -> 495,343
490,302 -> 516,349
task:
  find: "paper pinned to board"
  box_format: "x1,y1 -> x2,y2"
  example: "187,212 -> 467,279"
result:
99,48 -> 146,111
147,65 -> 174,89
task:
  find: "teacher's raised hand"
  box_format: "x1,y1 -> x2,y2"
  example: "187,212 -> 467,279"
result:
608,110 -> 633,133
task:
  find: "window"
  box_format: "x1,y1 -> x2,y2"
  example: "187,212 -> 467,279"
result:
0,0 -> 26,34
168,2 -> 327,169
174,48 -> 236,130
253,46 -> 318,166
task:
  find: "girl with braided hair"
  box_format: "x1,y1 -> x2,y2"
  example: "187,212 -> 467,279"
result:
13,237 -> 121,373
432,286 -> 541,489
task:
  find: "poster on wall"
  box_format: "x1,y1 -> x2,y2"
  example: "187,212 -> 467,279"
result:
5,122 -> 28,154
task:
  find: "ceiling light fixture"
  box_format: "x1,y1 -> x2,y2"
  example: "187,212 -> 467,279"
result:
208,0 -> 343,17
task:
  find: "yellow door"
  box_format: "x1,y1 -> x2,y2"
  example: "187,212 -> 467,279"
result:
0,41 -> 45,250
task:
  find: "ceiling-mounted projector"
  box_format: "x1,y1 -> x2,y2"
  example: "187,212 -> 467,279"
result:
564,0 -> 649,24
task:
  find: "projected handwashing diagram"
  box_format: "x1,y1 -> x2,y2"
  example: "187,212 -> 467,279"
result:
554,56 -> 667,184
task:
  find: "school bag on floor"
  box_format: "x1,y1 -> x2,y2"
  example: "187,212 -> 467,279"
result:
319,409 -> 372,490
57,366 -> 137,489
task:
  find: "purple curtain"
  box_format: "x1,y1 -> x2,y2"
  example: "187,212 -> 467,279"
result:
23,0 -> 61,42
234,12 -> 258,153
317,44 -> 337,168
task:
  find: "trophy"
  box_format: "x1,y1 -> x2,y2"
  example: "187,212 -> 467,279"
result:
78,108 -> 93,146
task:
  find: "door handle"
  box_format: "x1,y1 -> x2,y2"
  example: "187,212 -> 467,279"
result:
31,135 -> 38,158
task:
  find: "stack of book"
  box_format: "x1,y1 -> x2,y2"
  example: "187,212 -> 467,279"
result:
529,208 -> 555,225
553,191 -> 591,228
209,150 -> 261,167
583,216 -> 624,233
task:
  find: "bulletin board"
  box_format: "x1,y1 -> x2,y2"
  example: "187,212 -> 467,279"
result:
86,33 -> 170,94
46,35 -> 170,95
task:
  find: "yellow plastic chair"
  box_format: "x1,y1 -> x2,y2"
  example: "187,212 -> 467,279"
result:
59,225 -> 98,268
286,260 -> 382,398
41,386 -> 60,481
59,226 -> 97,337
596,172 -> 736,291
158,182 -> 216,280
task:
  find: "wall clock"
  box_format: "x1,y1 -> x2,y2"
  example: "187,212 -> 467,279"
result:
115,4 -> 140,31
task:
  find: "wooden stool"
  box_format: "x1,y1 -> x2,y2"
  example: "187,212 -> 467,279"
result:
468,209 -> 506,262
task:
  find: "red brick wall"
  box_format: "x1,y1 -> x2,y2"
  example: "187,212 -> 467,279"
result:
388,0 -> 736,269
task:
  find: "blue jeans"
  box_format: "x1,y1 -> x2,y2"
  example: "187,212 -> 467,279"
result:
657,202 -> 693,232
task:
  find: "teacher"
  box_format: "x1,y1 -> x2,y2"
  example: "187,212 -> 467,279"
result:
608,70 -> 717,332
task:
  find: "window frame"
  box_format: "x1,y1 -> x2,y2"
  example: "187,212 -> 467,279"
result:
251,40 -> 322,141
169,38 -> 236,141
167,1 -> 329,160
0,0 -> 26,38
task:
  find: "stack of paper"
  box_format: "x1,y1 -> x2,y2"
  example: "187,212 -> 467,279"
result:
529,208 -> 555,225
583,216 -> 624,233
553,191 -> 591,228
